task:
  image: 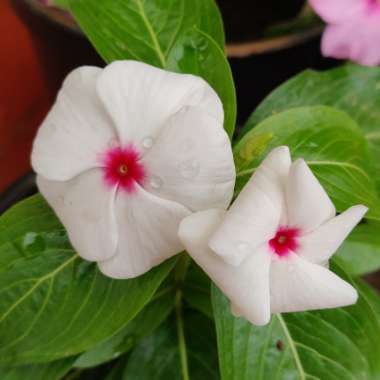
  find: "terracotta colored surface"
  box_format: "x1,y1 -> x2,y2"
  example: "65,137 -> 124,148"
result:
0,0 -> 102,193
0,0 -> 50,192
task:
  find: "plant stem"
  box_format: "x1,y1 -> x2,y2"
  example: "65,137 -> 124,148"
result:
174,253 -> 190,380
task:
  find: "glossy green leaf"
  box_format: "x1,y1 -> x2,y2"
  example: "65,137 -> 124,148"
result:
0,195 -> 175,365
234,106 -> 380,221
336,221 -> 380,276
122,311 -> 219,379
242,64 -> 380,191
0,357 -> 75,380
69,0 -> 236,137
166,26 -> 236,138
75,285 -> 175,368
212,263 -> 380,380
183,262 -> 213,319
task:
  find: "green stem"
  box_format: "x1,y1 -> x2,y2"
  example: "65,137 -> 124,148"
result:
176,290 -> 190,380
174,253 -> 190,380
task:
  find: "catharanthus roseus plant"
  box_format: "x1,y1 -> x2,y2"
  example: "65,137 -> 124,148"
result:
1,1 -> 380,379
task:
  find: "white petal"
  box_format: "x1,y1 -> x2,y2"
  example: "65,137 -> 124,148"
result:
286,159 -> 335,232
209,146 -> 291,266
98,185 -> 190,279
37,170 -> 118,261
141,107 -> 235,211
299,205 -> 368,265
96,61 -> 224,147
32,66 -> 117,181
270,254 -> 358,314
178,210 -> 272,326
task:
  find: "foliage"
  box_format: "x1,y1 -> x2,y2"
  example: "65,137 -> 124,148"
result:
1,1 -> 380,379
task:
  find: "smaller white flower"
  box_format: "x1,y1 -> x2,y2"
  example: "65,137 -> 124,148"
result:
32,60 -> 235,279
179,146 -> 366,326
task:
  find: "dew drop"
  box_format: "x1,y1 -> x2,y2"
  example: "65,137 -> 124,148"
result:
237,241 -> 250,255
63,196 -> 73,207
179,159 -> 200,179
288,265 -> 295,273
22,232 -> 46,255
142,137 -> 154,149
150,175 -> 163,189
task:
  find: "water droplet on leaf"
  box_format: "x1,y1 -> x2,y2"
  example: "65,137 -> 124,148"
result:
22,232 -> 46,255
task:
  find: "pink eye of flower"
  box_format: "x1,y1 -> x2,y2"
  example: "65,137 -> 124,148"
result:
102,145 -> 146,193
269,227 -> 300,257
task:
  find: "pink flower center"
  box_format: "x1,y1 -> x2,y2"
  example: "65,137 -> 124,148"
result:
269,227 -> 300,258
102,145 -> 146,193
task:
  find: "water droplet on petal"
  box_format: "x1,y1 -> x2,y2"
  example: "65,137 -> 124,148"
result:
237,241 -> 250,256
288,265 -> 295,273
179,160 -> 200,179
142,137 -> 154,149
63,196 -> 73,207
150,176 -> 163,189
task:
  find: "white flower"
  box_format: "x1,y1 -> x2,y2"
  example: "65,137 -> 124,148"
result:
179,146 -> 366,326
32,60 -> 235,279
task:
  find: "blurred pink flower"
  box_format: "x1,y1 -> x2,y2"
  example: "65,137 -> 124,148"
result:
310,0 -> 380,66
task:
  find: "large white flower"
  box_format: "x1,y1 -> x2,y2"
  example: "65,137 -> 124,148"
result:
179,146 -> 366,326
32,60 -> 235,279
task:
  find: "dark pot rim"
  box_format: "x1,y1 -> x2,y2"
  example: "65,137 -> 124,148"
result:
23,0 -> 322,57
0,172 -> 37,215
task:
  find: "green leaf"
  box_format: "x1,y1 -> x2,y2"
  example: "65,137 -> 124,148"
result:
336,221 -> 380,276
212,263 -> 380,380
183,262 -> 213,320
104,360 -> 128,380
75,285 -> 175,368
242,64 -> 380,191
69,0 -> 236,137
166,26 -> 236,138
122,311 -> 219,379
234,106 -> 380,221
0,195 -> 175,365
51,0 -> 70,10
0,357 -> 75,380
69,0 -> 224,65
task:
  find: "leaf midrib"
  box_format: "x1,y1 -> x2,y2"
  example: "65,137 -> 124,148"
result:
237,160 -> 370,181
0,254 -> 78,325
134,0 -> 166,67
276,314 -> 307,380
